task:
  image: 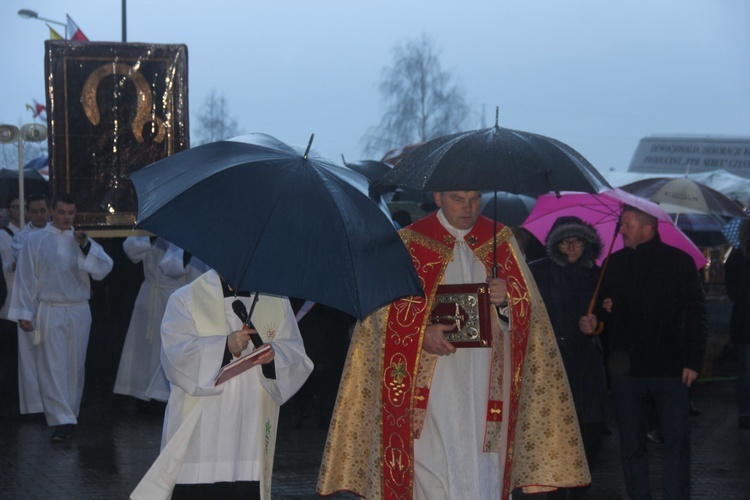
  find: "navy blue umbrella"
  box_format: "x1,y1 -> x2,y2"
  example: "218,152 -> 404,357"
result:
130,133 -> 423,319
0,168 -> 49,205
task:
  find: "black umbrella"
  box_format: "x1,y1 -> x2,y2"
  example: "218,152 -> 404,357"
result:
377,115 -> 610,196
0,168 -> 49,205
341,158 -> 392,183
673,213 -> 729,247
130,133 -> 423,320
377,111 -> 610,274
480,191 -> 536,226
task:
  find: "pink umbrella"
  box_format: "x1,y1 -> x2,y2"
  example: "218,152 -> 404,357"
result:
523,188 -> 708,269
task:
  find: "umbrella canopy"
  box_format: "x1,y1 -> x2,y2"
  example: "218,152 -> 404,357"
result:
619,177 -> 746,219
522,188 -> 708,269
673,213 -> 729,247
377,124 -> 611,195
0,168 -> 49,205
722,217 -> 746,248
480,191 -> 536,226
130,133 -> 423,320
381,142 -> 425,166
342,159 -> 392,183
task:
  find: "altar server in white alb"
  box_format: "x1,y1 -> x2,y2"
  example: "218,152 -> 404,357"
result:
10,193 -> 51,417
142,242 -> 210,402
113,236 -> 186,403
9,193 -> 113,442
131,269 -> 313,500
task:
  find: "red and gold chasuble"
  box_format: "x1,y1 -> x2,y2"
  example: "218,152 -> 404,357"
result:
380,213 -> 531,499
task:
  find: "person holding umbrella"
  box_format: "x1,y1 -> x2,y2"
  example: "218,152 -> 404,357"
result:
318,190 -> 590,499
599,205 -> 707,500
528,216 -> 609,499
131,269 -> 313,499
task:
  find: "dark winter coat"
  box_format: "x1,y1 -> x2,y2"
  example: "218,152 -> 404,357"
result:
529,257 -> 608,424
600,234 -> 707,377
528,215 -> 607,424
725,247 -> 750,345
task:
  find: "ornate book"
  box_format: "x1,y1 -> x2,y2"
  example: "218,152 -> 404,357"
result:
429,283 -> 492,348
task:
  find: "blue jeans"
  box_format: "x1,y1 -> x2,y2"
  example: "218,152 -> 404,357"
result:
737,344 -> 750,416
611,375 -> 690,500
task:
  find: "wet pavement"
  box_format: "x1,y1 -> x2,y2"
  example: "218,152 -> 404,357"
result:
1,297 -> 748,499
0,376 -> 747,499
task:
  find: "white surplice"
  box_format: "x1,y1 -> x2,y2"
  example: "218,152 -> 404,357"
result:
8,225 -> 113,425
10,222 -> 46,414
131,270 -> 312,500
113,237 -> 185,401
412,210 -> 505,500
141,242 -> 210,401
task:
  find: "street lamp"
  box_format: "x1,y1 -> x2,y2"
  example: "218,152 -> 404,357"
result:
0,124 -> 48,226
18,8 -> 68,39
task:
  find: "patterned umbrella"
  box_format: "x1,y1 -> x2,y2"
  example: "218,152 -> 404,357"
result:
620,177 -> 746,219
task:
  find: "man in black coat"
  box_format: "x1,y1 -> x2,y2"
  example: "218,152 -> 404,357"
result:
600,205 -> 707,500
723,220 -> 750,430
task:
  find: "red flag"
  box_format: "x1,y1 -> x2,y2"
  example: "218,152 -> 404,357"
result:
25,100 -> 46,119
66,14 -> 89,41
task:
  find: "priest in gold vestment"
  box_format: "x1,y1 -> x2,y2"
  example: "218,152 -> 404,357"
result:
317,191 -> 590,499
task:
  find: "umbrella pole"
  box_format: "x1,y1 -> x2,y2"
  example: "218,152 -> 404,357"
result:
586,224 -> 620,334
492,190 -> 498,278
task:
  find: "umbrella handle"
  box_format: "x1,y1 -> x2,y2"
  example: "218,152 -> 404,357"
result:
234,324 -> 252,358
586,224 -> 620,335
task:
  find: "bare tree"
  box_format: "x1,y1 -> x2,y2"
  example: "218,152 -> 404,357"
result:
193,90 -> 241,145
363,35 -> 469,158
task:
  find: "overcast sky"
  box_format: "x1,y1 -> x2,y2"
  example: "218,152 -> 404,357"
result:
2,0 -> 749,174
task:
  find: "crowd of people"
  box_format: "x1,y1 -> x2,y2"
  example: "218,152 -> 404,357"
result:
0,185 -> 746,499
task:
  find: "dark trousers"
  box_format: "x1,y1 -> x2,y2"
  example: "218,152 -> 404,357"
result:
172,480 -> 260,499
737,344 -> 750,416
0,318 -> 19,420
611,375 -> 690,500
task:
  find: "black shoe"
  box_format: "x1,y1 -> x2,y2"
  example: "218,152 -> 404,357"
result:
51,424 -> 75,442
739,415 -> 750,430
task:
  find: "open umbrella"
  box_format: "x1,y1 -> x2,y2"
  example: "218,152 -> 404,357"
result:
619,177 -> 746,219
480,191 -> 536,226
377,112 -> 611,274
341,158 -> 392,184
381,141 -> 425,166
722,217 -> 747,248
377,114 -> 610,196
673,213 -> 729,247
522,188 -> 708,269
0,168 -> 49,205
130,133 -> 423,320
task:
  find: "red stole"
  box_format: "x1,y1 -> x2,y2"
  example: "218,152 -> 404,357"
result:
380,213 -> 532,499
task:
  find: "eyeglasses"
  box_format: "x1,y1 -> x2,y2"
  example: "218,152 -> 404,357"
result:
558,237 -> 584,248
9,205 -> 20,210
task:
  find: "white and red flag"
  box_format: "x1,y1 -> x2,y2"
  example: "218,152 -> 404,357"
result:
25,100 -> 46,119
66,14 -> 89,41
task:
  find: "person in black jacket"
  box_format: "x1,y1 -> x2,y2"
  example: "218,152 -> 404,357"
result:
723,220 -> 750,430
600,205 -> 707,500
529,216 -> 608,499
